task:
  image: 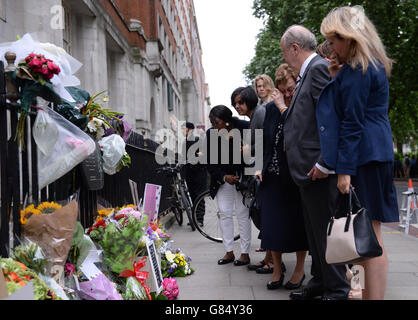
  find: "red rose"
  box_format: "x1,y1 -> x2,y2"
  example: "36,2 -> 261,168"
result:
42,66 -> 55,80
28,59 -> 42,71
47,62 -> 60,74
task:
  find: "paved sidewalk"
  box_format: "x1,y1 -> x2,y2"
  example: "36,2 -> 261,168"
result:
165,219 -> 418,300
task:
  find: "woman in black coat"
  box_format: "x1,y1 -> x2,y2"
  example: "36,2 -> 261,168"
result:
205,105 -> 252,266
256,64 -> 309,290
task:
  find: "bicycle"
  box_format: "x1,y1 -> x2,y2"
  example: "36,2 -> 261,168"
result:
156,164 -> 195,231
191,175 -> 260,242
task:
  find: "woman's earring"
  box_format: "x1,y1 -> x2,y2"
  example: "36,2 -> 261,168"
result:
226,122 -> 230,127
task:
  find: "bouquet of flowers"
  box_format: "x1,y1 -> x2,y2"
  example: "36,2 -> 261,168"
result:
10,241 -> 48,276
18,53 -> 61,84
161,248 -> 194,278
97,209 -> 148,274
147,219 -> 171,251
81,90 -> 123,141
0,258 -> 59,300
14,53 -> 62,147
20,200 -> 78,282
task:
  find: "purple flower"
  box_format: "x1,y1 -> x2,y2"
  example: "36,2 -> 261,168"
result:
147,226 -> 157,240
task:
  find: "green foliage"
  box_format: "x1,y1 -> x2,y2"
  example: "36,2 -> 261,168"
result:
68,222 -> 94,268
11,242 -> 48,276
99,216 -> 148,274
245,0 -> 418,147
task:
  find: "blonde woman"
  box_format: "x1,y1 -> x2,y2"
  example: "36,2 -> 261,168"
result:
254,74 -> 275,107
317,6 -> 398,300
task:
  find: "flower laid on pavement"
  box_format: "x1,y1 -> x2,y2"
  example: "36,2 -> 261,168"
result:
161,248 -> 194,278
162,277 -> 179,300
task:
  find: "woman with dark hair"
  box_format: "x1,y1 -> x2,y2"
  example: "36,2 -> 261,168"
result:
231,85 -> 275,274
206,105 -> 252,266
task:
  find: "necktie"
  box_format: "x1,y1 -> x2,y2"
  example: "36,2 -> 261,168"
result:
295,74 -> 302,88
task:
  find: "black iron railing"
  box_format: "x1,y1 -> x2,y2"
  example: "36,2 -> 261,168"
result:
0,58 -> 174,257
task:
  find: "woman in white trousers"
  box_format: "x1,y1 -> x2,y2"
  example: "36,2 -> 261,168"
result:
205,105 -> 252,266
217,182 -> 252,263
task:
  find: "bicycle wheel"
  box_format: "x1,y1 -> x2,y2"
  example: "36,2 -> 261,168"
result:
192,190 -> 240,243
179,186 -> 195,231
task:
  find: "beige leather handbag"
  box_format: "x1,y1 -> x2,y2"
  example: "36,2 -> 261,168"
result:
326,189 -> 383,265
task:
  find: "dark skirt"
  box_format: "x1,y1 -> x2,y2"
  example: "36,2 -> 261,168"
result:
351,161 -> 399,223
258,172 -> 309,253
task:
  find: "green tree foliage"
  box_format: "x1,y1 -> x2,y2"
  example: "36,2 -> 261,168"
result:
244,0 -> 418,148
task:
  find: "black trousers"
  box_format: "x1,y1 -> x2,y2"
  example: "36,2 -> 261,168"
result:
299,175 -> 350,299
184,165 -> 208,222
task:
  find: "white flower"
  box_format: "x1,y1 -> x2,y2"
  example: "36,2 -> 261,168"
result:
87,117 -> 104,133
96,126 -> 105,140
165,251 -> 175,263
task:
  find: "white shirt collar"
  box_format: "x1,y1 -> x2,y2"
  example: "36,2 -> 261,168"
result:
299,52 -> 318,79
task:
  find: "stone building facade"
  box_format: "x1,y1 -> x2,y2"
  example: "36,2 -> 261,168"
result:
0,0 -> 210,143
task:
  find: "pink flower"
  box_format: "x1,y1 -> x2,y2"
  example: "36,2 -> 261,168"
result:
162,278 -> 179,300
65,263 -> 75,277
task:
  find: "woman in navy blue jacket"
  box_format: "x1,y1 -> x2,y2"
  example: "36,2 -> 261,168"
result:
318,6 -> 398,300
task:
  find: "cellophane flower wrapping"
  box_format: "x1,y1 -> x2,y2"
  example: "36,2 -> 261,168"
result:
122,276 -> 148,300
0,33 -> 82,103
21,199 -> 79,285
10,240 -> 48,276
77,273 -> 122,300
33,106 -> 96,189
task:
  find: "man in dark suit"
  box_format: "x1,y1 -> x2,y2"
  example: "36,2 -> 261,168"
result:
280,25 -> 350,300
181,122 -> 207,227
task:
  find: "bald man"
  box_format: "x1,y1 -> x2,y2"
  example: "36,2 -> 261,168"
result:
277,25 -> 350,300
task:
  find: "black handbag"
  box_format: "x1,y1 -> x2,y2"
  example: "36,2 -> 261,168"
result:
325,188 -> 383,265
241,176 -> 262,230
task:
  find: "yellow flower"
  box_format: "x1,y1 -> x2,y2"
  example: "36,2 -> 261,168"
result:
20,204 -> 42,225
37,202 -> 62,214
98,209 -> 112,217
20,216 -> 28,225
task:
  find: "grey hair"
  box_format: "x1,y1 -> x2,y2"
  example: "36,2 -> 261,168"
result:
282,25 -> 317,51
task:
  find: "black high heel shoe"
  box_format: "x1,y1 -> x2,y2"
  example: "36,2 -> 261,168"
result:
267,274 -> 285,290
284,274 -> 306,290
